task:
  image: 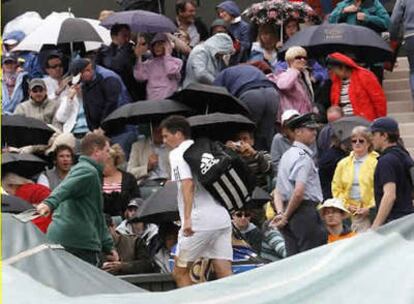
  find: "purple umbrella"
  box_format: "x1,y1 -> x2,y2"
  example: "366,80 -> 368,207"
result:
100,10 -> 177,33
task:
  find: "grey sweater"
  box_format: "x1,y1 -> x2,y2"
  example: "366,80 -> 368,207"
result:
390,0 -> 414,39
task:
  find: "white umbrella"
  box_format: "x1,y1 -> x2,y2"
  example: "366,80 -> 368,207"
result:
12,12 -> 108,53
3,11 -> 43,37
82,18 -> 112,51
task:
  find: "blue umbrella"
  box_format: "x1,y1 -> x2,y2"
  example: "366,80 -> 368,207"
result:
100,10 -> 177,33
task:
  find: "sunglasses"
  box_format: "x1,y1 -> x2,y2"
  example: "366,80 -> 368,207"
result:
48,63 -> 63,69
31,87 -> 44,93
352,138 -> 366,144
294,56 -> 308,61
234,211 -> 251,218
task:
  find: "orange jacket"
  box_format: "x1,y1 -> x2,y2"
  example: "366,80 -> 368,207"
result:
329,52 -> 387,121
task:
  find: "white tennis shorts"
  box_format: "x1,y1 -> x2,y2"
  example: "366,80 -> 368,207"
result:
175,226 -> 233,267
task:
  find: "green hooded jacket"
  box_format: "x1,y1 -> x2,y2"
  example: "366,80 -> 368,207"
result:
328,0 -> 390,33
45,156 -> 114,253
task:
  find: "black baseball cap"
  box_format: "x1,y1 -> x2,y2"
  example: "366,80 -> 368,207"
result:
286,113 -> 320,130
369,117 -> 399,133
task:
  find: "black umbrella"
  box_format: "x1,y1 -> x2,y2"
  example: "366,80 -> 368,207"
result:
243,187 -> 273,209
188,113 -> 255,140
2,115 -> 55,147
101,99 -> 194,132
100,10 -> 177,33
171,83 -> 251,116
332,116 -> 370,142
279,23 -> 393,63
2,153 -> 47,178
1,194 -> 33,214
133,181 -> 179,223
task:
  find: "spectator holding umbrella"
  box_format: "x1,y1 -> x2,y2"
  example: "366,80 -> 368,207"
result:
268,46 -> 316,122
250,23 -> 280,68
42,51 -> 67,103
328,0 -> 390,82
332,126 -> 378,232
134,33 -> 183,100
329,0 -> 390,34
183,33 -> 234,87
327,52 -> 387,121
96,24 -> 141,101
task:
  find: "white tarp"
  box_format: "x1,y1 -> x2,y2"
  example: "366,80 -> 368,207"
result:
4,213 -> 414,304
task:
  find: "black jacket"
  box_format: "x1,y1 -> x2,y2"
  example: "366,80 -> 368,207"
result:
96,43 -> 142,101
103,170 -> 141,217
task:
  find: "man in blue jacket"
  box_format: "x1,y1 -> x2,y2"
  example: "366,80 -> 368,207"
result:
69,58 -> 137,158
216,1 -> 252,63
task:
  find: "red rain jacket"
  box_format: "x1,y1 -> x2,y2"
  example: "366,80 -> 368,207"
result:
329,52 -> 387,121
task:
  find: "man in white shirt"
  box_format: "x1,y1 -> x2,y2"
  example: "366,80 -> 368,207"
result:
160,115 -> 232,287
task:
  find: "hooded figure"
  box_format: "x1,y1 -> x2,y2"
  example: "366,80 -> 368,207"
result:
183,33 -> 235,87
328,52 -> 387,121
216,0 -> 251,59
134,33 -> 183,100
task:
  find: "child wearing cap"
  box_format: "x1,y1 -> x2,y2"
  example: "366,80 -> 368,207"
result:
134,33 -> 183,100
319,198 -> 357,243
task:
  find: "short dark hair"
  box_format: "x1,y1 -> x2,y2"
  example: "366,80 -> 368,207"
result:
110,23 -> 130,36
160,115 -> 191,139
176,0 -> 196,14
80,133 -> 109,156
384,131 -> 400,143
44,52 -> 63,69
54,144 -> 75,162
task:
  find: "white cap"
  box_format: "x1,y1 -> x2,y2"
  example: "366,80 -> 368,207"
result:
281,109 -> 300,125
318,198 -> 350,214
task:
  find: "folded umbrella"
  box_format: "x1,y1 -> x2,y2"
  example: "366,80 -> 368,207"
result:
2,153 -> 47,178
133,181 -> 179,224
279,23 -> 393,63
187,113 -> 255,140
332,116 -> 370,142
12,14 -> 103,53
1,194 -> 33,214
2,115 -> 55,147
171,83 -> 250,116
101,99 -> 194,132
100,10 -> 177,33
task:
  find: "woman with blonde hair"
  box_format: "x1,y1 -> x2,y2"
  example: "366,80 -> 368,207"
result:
332,126 -> 378,232
103,144 -> 140,217
268,46 -> 315,121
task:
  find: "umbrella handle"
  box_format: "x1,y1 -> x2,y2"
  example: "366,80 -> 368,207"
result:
280,18 -> 284,44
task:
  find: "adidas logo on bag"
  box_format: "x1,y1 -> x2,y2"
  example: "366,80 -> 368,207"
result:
200,153 -> 220,175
